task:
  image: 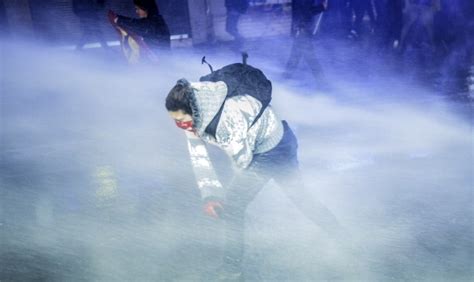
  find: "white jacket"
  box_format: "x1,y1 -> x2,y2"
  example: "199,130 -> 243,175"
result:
186,81 -> 284,199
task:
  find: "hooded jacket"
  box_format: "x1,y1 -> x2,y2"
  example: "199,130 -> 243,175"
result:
185,81 -> 284,200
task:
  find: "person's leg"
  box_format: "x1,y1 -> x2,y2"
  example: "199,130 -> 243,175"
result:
226,9 -> 242,41
89,15 -> 109,49
353,0 -> 365,34
220,170 -> 270,275
399,5 -> 419,50
303,39 -> 325,80
268,122 -> 341,235
342,1 -> 354,35
284,32 -> 304,78
296,30 -> 328,86
274,170 -> 342,235
420,7 -> 435,46
366,0 -> 377,31
76,17 -> 90,50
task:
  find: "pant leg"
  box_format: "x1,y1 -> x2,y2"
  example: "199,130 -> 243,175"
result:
226,9 -> 242,40
420,7 -> 435,45
298,30 -> 325,82
399,5 -> 420,49
366,0 -> 377,28
284,32 -> 305,76
353,0 -> 366,33
77,15 -> 108,49
76,17 -> 91,49
266,122 -> 341,235
222,170 -> 270,268
286,29 -> 325,80
274,170 -> 342,235
90,16 -> 109,49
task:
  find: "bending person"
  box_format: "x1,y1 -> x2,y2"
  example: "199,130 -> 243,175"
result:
165,78 -> 343,279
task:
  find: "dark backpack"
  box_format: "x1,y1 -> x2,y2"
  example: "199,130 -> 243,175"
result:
199,54 -> 272,138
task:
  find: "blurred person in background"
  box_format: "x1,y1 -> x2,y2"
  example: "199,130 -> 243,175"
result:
375,0 -> 404,50
351,0 -> 377,37
109,0 -> 170,51
225,0 -> 249,45
73,0 -> 109,50
284,0 -> 329,88
399,0 -> 441,52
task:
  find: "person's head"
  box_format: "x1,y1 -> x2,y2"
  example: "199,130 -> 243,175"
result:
166,79 -> 194,131
133,0 -> 159,18
134,5 -> 148,18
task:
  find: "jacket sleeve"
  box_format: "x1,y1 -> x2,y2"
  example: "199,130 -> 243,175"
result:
185,131 -> 224,200
214,98 -> 254,169
116,15 -> 149,37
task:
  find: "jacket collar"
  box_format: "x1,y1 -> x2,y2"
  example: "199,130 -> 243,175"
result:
190,81 -> 228,136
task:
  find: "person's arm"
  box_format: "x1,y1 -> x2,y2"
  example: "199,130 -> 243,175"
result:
184,130 -> 224,201
154,16 -> 171,42
116,15 -> 149,37
215,98 -> 255,170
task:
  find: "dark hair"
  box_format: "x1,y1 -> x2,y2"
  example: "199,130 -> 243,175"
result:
165,79 -> 193,115
133,0 -> 159,16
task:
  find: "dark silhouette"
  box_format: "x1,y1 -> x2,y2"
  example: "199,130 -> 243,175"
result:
73,0 -> 108,50
225,0 -> 249,42
113,0 -> 171,50
284,0 -> 328,86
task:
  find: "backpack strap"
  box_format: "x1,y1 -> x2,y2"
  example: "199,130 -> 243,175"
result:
204,100 -> 268,139
201,56 -> 214,73
204,101 -> 226,137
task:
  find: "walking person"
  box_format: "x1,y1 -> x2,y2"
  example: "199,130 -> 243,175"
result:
283,0 -> 329,88
225,0 -> 249,44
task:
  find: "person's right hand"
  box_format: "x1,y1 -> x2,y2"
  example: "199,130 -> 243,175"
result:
203,200 -> 223,219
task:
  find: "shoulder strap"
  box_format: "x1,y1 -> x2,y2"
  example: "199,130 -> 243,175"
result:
204,99 -> 268,139
204,101 -> 226,137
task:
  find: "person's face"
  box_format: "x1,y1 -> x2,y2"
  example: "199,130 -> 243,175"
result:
169,110 -> 192,122
169,110 -> 194,131
135,6 -> 148,18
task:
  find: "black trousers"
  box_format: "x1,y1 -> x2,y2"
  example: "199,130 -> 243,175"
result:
285,28 -> 325,81
76,15 -> 108,49
353,0 -> 376,33
226,9 -> 243,41
222,121 -> 340,267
